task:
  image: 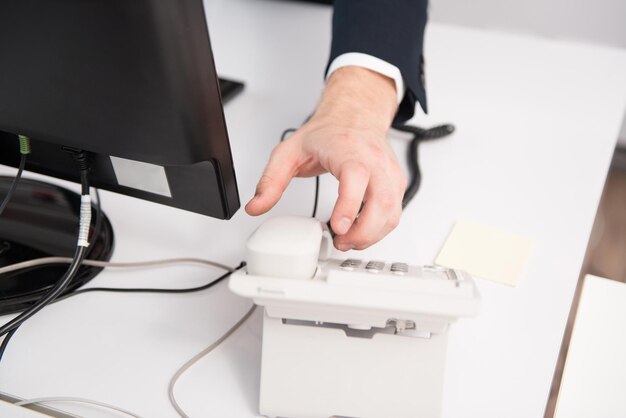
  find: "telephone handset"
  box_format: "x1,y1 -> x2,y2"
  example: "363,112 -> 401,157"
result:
245,216 -> 331,280
229,216 -> 480,418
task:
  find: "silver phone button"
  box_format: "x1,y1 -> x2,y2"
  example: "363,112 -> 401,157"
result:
340,259 -> 362,270
391,262 -> 408,275
365,261 -> 385,273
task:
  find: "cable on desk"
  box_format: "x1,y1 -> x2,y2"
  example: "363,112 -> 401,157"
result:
168,304 -> 257,418
0,135 -> 30,217
54,265 -> 240,303
0,257 -> 236,276
0,154 -> 91,338
0,137 -> 31,362
0,150 -> 92,366
0,259 -> 240,367
15,396 -> 144,418
0,329 -> 16,364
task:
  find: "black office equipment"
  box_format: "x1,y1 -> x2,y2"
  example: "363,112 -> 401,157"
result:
0,0 -> 242,311
0,0 -> 241,219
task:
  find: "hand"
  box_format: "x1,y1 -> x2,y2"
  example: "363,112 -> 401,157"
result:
245,67 -> 406,251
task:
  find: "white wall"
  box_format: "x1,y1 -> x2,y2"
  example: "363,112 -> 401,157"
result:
430,0 -> 626,147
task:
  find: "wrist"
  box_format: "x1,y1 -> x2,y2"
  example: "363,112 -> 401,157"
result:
312,66 -> 398,133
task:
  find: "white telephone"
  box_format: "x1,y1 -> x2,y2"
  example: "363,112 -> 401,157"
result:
229,216 -> 480,418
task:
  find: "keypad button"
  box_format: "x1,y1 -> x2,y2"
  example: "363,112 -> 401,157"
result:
365,260 -> 385,273
340,259 -> 362,270
391,262 -> 408,275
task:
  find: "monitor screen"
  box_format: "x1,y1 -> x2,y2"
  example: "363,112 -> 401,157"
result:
0,0 -> 240,219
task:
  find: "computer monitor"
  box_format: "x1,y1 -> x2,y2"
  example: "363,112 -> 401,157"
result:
0,0 -> 240,219
0,0 -> 242,313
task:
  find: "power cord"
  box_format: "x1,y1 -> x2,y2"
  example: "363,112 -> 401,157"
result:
0,135 -> 30,217
0,148 -> 92,364
0,257 -> 235,277
0,136 -> 31,362
54,264 -> 240,302
168,302 -> 256,418
15,396 -> 143,418
0,329 -> 16,364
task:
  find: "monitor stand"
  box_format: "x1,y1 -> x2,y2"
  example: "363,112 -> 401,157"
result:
0,176 -> 114,315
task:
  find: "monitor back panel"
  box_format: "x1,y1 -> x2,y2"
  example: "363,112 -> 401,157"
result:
0,0 -> 239,219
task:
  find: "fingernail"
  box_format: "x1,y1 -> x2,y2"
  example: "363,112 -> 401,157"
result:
336,217 -> 352,235
337,243 -> 354,252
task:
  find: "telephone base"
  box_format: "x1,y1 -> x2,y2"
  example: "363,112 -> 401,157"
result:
259,310 -> 447,418
229,219 -> 480,418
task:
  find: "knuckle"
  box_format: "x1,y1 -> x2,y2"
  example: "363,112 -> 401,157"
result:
345,160 -> 369,179
378,194 -> 397,211
365,143 -> 386,161
258,173 -> 274,185
270,142 -> 287,159
388,213 -> 401,229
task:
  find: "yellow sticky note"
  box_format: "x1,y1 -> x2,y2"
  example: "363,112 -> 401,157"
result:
435,220 -> 534,286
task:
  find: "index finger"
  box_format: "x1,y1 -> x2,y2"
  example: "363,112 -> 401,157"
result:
330,161 -> 369,235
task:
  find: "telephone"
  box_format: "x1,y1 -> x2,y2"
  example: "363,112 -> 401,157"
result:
229,216 -> 481,418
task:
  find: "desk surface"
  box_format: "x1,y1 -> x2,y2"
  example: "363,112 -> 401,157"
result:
2,0 -> 626,417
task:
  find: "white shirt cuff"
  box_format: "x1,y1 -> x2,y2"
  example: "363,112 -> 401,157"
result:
326,52 -> 405,105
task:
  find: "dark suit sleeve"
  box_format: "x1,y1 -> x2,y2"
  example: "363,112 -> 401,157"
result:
329,0 -> 428,123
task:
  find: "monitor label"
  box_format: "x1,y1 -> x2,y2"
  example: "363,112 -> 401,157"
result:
110,156 -> 172,197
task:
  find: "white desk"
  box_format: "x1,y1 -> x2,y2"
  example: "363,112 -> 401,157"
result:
2,0 -> 626,417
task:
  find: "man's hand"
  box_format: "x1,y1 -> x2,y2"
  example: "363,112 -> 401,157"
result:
245,66 -> 406,251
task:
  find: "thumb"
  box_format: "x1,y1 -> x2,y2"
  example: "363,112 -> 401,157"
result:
245,142 -> 299,216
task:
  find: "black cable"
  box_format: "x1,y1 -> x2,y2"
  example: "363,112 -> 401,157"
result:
0,163 -> 90,339
0,222 -> 88,337
280,127 -> 320,219
0,154 -> 26,217
312,176 -> 320,218
280,128 -> 297,142
0,140 -> 30,362
53,263 -> 244,303
394,123 -> 455,209
393,124 -> 455,141
402,132 -> 422,209
0,329 -> 16,364
0,240 -> 86,340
